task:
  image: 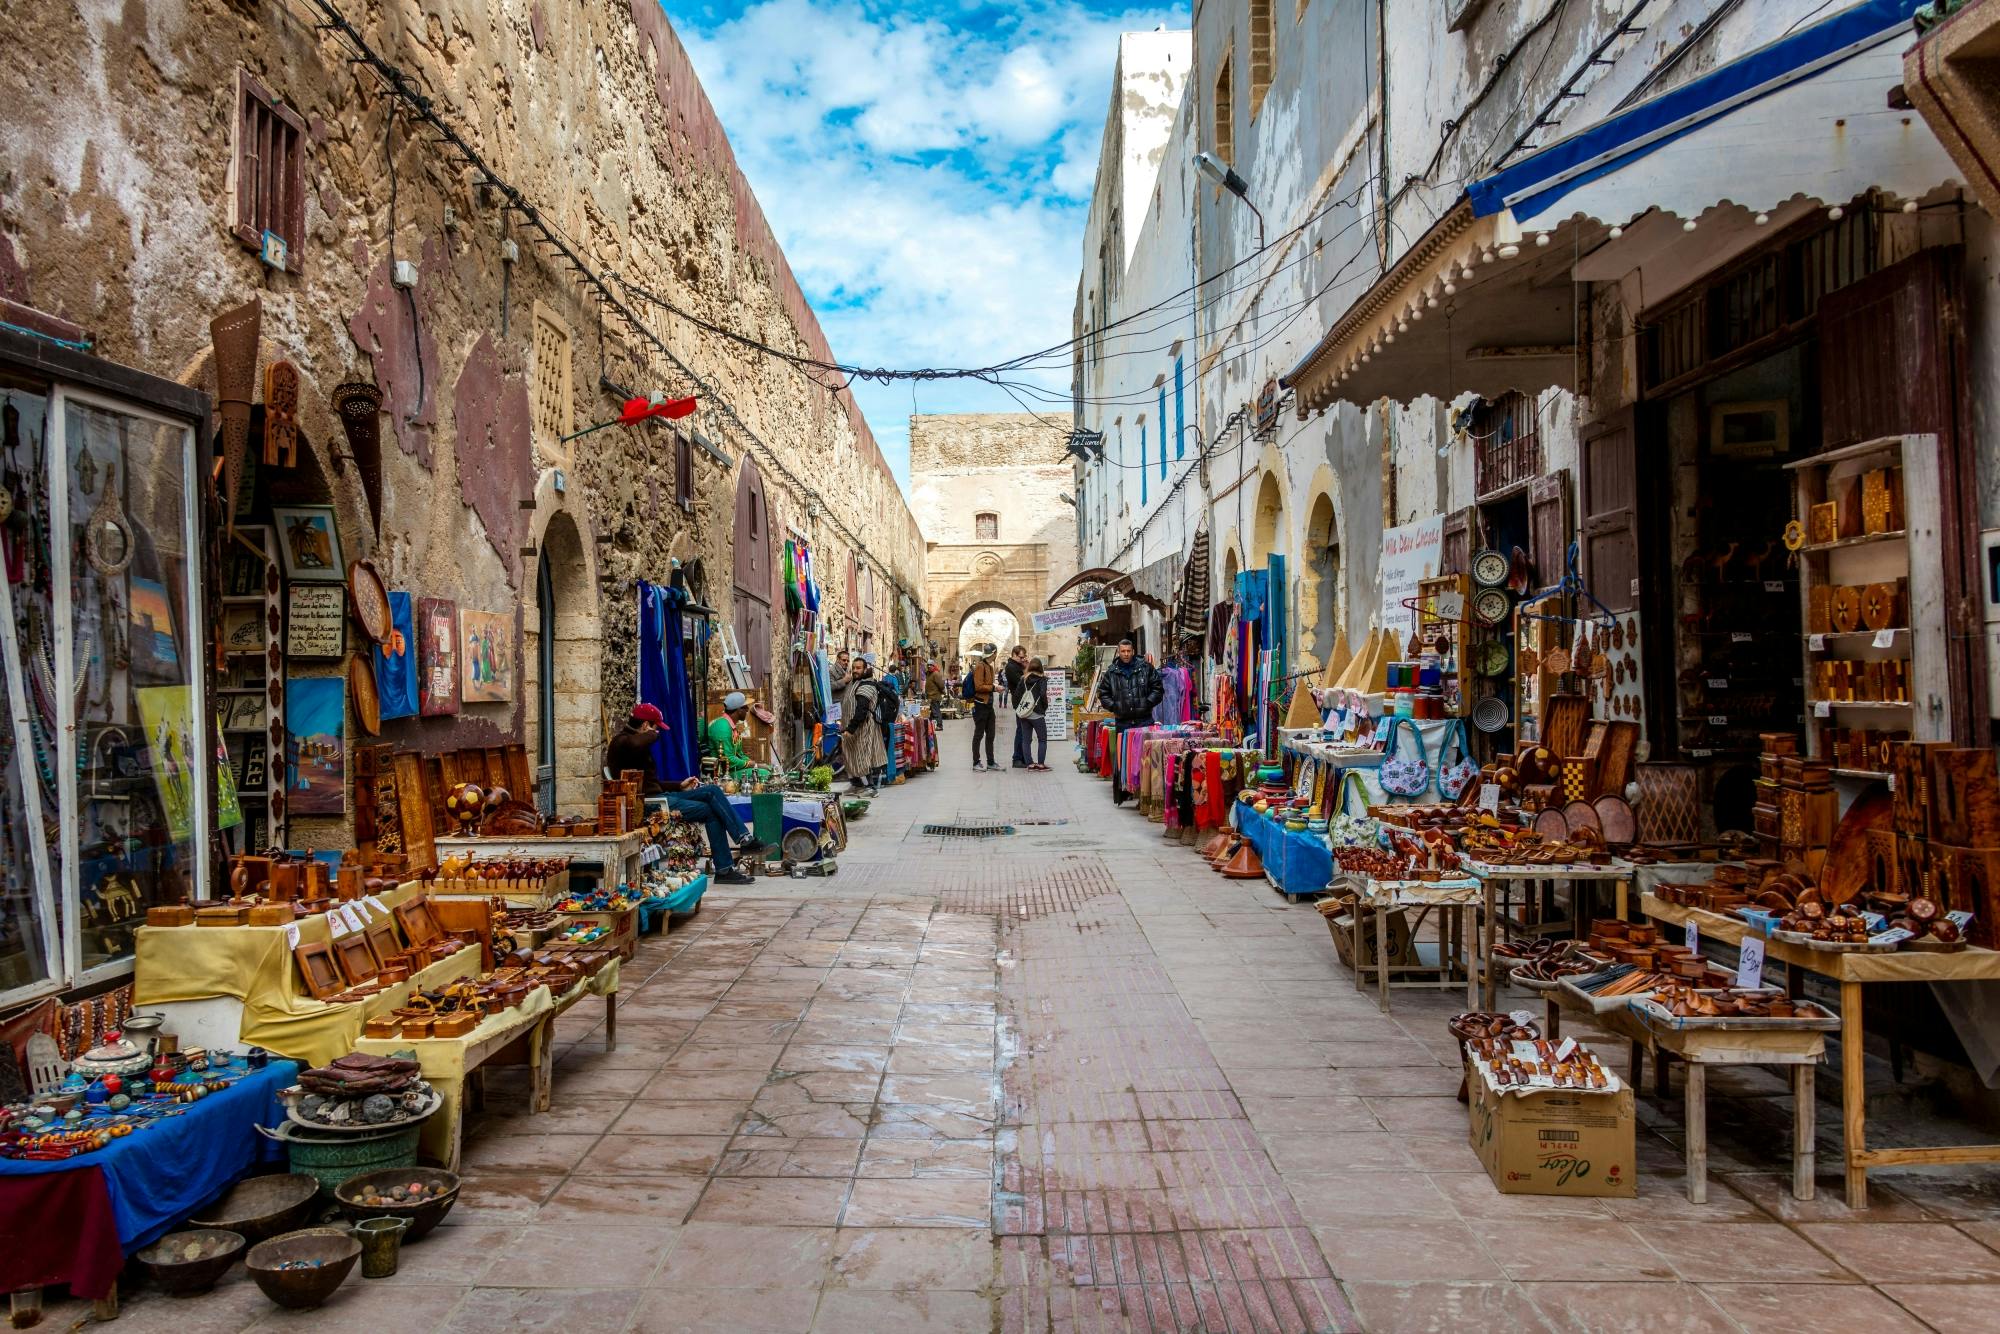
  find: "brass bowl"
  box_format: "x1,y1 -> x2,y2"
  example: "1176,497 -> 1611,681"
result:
136,1228 -> 246,1295
245,1227 -> 360,1309
189,1172 -> 320,1242
333,1167 -> 461,1241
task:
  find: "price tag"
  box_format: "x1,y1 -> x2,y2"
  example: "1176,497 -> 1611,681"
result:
1869,927 -> 1915,948
1437,590 -> 1465,621
1872,628 -> 1897,648
285,923 -> 301,950
1553,1037 -> 1578,1062
1707,714 -> 1729,726
327,913 -> 347,937
1736,936 -> 1766,990
1763,580 -> 1786,593
1809,634 -> 1827,652
1689,747 -> 1713,758
1509,1009 -> 1536,1029
341,905 -> 366,934
1731,632 -> 1753,643
1813,700 -> 1832,718
1862,912 -> 1888,933
1479,783 -> 1501,813
1948,910 -> 1975,931
1707,678 -> 1728,689
1685,920 -> 1700,953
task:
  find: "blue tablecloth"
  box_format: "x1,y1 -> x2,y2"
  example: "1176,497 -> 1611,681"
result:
0,1059 -> 297,1252
638,874 -> 710,931
1233,806 -> 1333,897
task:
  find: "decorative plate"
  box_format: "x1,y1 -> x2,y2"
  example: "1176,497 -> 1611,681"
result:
1472,548 -> 1510,588
349,654 -> 381,736
1473,587 -> 1511,626
1472,640 -> 1511,677
347,560 -> 392,644
1471,695 -> 1511,733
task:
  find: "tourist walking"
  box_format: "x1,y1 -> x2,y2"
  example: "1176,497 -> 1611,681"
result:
1015,657 -> 1050,770
1093,636 -> 1163,805
967,651 -> 998,770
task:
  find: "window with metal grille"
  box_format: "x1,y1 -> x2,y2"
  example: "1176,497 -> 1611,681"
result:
531,302 -> 573,461
1471,391 -> 1543,499
975,512 -> 998,542
228,70 -> 306,270
674,429 -> 693,511
1249,0 -> 1275,119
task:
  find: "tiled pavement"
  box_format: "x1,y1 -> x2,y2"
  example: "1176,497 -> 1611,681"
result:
64,735 -> 2000,1330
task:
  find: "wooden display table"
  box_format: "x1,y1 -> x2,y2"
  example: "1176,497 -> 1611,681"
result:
1345,875 -> 1477,1011
435,831 -> 648,893
1644,893 -> 2000,1208
1465,858 -> 1638,1010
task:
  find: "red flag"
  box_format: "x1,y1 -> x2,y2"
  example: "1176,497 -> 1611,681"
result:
619,393 -> 697,424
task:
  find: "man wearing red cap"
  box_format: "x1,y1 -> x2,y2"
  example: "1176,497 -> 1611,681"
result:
605,703 -> 762,883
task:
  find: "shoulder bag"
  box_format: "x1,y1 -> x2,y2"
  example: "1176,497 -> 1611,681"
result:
1437,719 -> 1479,801
1377,716 -> 1433,799
1328,770 -> 1382,846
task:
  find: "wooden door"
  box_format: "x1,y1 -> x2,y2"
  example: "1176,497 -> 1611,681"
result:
1528,470 -> 1571,590
1580,414 -> 1638,612
731,458 -> 773,684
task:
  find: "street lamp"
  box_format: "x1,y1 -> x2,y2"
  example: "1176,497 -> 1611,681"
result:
1195,151 -> 1266,250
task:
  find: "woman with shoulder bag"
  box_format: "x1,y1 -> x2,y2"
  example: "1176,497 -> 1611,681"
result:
1016,658 -> 1051,770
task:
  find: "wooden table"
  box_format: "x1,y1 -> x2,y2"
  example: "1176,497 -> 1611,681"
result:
1347,875 -> 1477,1011
1644,893 -> 2000,1208
1465,859 -> 1637,1010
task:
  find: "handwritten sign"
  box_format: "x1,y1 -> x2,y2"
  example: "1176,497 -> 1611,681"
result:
1736,935 -> 1765,990
1380,517 -> 1444,641
286,583 -> 346,659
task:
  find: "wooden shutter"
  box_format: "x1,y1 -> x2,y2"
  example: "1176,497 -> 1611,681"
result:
1527,469 -> 1571,590
231,69 -> 306,265
674,430 -> 693,511
1440,507 -> 1475,577
1818,248 -> 1984,744
1580,415 -> 1638,613
731,459 -> 772,683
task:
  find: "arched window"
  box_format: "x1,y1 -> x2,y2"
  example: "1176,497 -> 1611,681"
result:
974,512 -> 999,541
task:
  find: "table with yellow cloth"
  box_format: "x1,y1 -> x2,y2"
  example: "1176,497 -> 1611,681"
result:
354,961 -> 621,1169
132,885 -> 482,1067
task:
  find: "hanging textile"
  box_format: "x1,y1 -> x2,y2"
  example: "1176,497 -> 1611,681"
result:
1235,570 -> 1269,623
638,581 -> 701,782
1174,527 -> 1211,645
783,540 -> 802,617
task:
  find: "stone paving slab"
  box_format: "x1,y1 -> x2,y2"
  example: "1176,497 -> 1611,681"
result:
41,743 -> 2000,1330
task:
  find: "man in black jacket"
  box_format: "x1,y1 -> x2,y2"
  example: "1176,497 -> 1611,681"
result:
1093,636 -> 1164,805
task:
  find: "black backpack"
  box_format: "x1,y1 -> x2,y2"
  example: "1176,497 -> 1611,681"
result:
874,680 -> 901,726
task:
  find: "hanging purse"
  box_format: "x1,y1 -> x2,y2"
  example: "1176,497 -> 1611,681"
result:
1437,718 -> 1479,801
1328,771 -> 1382,846
1377,716 -> 1433,799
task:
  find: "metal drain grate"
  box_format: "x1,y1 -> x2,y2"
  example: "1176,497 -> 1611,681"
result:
923,822 -> 1016,838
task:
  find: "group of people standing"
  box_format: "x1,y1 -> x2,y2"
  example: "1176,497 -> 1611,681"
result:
959,643 -> 1053,772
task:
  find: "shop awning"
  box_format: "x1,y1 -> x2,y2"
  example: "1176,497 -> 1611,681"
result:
1287,0 -> 1956,415
1044,566 -> 1169,614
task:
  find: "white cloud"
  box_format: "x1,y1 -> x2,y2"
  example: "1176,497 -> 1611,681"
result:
677,0 -> 1187,486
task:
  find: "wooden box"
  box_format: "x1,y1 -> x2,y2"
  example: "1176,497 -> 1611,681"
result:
1930,845 -> 2000,949
146,904 -> 195,928
1861,466 -> 1904,535
1889,742 -> 1951,837
1894,834 -> 1933,907
1865,827 -> 1900,897
1928,748 -> 2000,849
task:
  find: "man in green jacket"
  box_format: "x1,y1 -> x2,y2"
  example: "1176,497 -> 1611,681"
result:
706,691 -> 769,783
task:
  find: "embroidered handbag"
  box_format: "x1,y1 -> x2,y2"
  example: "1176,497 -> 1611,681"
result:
1327,771 -> 1381,846
1437,719 -> 1479,801
1378,716 -> 1433,799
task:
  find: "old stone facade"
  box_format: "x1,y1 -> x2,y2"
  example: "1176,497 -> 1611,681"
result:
0,0 -> 923,831
909,413 -> 1078,668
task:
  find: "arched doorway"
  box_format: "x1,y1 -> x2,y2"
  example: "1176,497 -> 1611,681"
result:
1303,491 -> 1341,669
957,603 -> 1022,662
1251,470 -> 1286,565
525,510 -> 600,815
732,458 -> 773,690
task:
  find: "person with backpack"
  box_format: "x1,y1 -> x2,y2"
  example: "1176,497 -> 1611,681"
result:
837,655 -> 886,794
870,655 -> 901,787
1014,657 -> 1051,770
965,651 -> 998,771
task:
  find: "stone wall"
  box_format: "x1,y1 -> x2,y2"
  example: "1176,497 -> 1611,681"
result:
909,413 -> 1079,665
0,0 -> 923,832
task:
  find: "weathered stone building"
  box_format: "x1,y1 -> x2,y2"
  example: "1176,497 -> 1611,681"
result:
908,413 -> 1078,666
0,0 -> 924,844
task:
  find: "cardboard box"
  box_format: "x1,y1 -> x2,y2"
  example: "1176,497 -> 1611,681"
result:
1467,1068 -> 1636,1198
1322,903 -> 1417,970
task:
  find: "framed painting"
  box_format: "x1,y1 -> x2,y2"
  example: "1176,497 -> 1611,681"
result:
285,675 -> 346,816
272,504 -> 344,582
459,609 -> 514,704
417,597 -> 460,717
374,590 -> 418,720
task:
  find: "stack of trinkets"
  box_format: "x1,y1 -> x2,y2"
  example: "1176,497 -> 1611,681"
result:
2,1029 -> 265,1160
287,1053 -> 435,1129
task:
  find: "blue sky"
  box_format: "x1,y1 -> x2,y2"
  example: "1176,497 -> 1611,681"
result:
675,0 -> 1187,490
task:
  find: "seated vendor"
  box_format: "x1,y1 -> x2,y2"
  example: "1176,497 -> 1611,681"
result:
706,691 -> 771,783
604,703 -> 764,884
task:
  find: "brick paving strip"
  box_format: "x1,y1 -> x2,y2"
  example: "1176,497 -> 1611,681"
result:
54,756 -> 2000,1331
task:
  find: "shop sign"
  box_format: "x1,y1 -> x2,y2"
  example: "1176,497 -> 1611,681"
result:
1032,600 -> 1107,633
286,583 -> 346,659
1380,517 -> 1444,641
1046,669 -> 1071,742
1255,378 -> 1281,436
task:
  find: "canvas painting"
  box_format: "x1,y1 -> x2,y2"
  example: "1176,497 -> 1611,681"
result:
286,675 -> 346,815
459,609 -> 514,704
417,597 -> 460,716
134,686 -> 200,841
375,590 -> 419,720
128,575 -> 182,683
272,505 -> 344,582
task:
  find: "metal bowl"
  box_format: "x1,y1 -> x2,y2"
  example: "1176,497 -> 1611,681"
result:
189,1172 -> 321,1242
136,1229 -> 246,1295
332,1167 -> 461,1241
245,1227 -> 360,1309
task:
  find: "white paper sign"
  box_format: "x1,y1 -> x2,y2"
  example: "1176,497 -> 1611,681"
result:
1736,936 -> 1766,990
1436,590 -> 1466,622
1046,669 -> 1071,742
1380,517 -> 1444,641
285,923 -> 301,950
1948,910 -> 1975,931
1685,920 -> 1700,953
1813,700 -> 1832,718
1553,1036 -> 1578,1062
340,905 -> 366,935
1509,1009 -> 1536,1029
1809,634 -> 1827,652
327,913 -> 348,937
1872,628 -> 1897,648
1479,783 -> 1501,813
1869,927 -> 1915,947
